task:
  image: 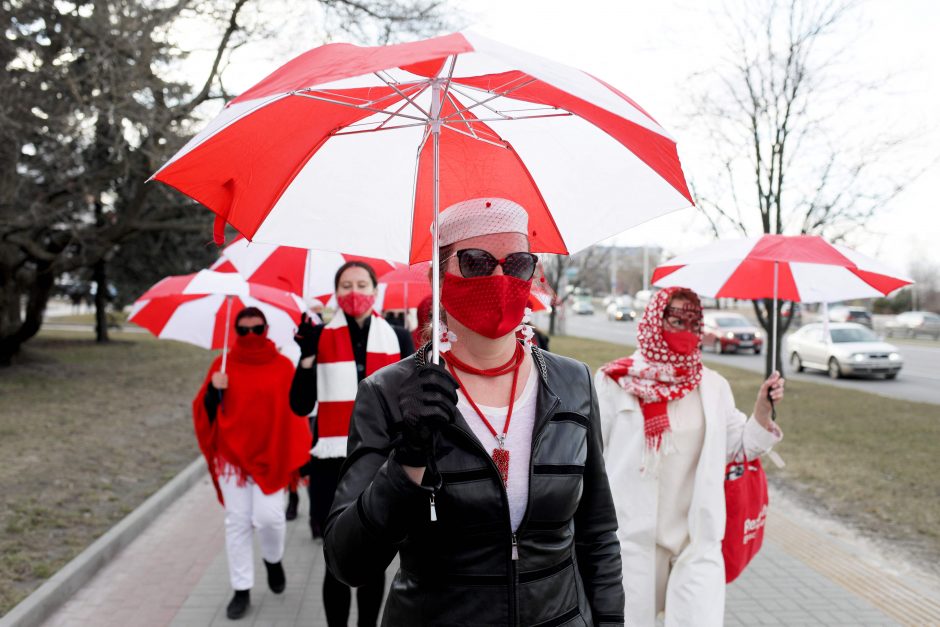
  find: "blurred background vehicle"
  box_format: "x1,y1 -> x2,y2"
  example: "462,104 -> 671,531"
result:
571,297 -> 595,315
788,322 -> 903,380
827,305 -> 873,328
605,296 -> 636,321
884,311 -> 940,339
702,311 -> 764,354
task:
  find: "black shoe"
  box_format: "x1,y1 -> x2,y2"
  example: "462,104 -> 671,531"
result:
309,518 -> 322,540
264,559 -> 286,594
226,589 -> 250,620
286,491 -> 299,521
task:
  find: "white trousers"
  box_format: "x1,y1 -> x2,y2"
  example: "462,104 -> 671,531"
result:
219,475 -> 286,590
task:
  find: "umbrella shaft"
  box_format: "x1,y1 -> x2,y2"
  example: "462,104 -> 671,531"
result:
430,80 -> 443,364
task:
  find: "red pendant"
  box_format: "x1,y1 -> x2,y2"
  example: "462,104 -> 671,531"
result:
492,447 -> 510,485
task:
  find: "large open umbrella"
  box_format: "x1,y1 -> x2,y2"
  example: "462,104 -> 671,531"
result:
652,234 -> 913,371
128,270 -> 306,371
377,262 -> 432,311
153,31 -> 694,360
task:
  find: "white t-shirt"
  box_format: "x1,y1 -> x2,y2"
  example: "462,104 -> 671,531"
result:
457,365 -> 539,532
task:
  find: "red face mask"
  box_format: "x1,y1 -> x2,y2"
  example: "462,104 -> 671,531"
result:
441,273 -> 531,339
234,333 -> 267,350
663,329 -> 700,355
337,291 -> 375,318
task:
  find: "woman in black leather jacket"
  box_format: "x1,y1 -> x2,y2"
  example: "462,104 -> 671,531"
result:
324,198 -> 624,626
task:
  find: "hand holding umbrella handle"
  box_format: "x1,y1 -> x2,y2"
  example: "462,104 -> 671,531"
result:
755,372 -> 784,424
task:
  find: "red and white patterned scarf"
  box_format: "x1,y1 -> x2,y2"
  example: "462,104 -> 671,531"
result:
601,287 -> 703,471
313,312 -> 401,458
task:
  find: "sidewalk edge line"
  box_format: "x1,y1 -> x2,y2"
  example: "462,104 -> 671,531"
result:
0,456 -> 207,627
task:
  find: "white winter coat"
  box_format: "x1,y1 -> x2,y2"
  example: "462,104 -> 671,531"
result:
595,367 -> 781,627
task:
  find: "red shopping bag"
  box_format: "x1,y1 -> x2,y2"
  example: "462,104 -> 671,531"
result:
722,456 -> 768,583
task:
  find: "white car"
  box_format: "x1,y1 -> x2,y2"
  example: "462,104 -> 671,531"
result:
788,322 -> 903,379
572,299 -> 595,315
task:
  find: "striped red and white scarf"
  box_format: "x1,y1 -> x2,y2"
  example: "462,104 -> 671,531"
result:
313,312 -> 400,458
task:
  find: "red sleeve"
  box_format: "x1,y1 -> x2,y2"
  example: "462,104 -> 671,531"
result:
193,356 -> 225,505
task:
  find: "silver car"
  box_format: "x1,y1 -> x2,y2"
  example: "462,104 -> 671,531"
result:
884,311 -> 940,339
788,322 -> 903,379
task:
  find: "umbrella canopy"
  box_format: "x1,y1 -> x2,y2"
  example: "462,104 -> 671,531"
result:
377,262 -> 432,310
152,30 -> 693,264
128,270 -> 306,353
652,234 -> 913,372
212,237 -> 399,305
652,235 -> 912,303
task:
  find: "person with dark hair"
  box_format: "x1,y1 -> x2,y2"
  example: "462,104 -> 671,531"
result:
289,260 -> 414,627
324,198 -> 624,626
193,306 -> 312,620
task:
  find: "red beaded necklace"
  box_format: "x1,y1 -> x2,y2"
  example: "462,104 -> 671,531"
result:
445,343 -> 525,485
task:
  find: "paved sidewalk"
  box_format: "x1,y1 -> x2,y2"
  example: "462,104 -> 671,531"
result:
42,474 -> 939,626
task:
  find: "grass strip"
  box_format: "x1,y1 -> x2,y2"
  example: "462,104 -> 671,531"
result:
0,330 -> 209,615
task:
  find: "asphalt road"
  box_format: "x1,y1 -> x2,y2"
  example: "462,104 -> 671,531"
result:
550,312 -> 940,406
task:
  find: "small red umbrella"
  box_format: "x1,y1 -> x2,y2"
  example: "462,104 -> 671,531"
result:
378,262 -> 432,310
652,234 -> 913,368
212,237 -> 398,305
128,270 -> 306,371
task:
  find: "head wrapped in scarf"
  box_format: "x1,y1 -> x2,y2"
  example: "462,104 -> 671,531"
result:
601,286 -> 704,474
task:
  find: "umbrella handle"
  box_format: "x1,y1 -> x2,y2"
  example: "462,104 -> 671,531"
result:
221,295 -> 232,373
430,80 -> 443,365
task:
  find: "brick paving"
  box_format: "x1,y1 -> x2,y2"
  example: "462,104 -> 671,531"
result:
41,474 -> 935,626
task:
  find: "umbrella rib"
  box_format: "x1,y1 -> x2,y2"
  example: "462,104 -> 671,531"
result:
372,72 -> 433,119
292,91 -> 427,123
443,91 -> 485,140
443,79 -> 540,120
440,123 -> 508,149
331,121 -> 430,136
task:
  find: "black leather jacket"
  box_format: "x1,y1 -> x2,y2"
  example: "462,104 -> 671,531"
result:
324,345 -> 625,626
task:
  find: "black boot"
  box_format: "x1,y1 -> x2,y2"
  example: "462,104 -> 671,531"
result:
309,517 -> 322,540
226,589 -> 250,620
264,559 -> 286,594
285,490 -> 299,521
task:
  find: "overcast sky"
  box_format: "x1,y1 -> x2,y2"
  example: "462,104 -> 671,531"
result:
182,0 -> 940,271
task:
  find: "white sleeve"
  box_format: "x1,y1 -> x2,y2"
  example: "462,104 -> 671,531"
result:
721,377 -> 782,463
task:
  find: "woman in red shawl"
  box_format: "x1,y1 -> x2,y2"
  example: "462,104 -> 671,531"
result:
193,306 -> 311,620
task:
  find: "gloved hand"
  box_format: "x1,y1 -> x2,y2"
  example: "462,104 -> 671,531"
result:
394,363 -> 459,467
294,313 -> 318,359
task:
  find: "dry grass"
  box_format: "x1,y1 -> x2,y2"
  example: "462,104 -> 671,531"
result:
0,330 -> 210,615
551,334 -> 940,572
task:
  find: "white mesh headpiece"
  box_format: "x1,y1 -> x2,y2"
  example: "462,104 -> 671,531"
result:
437,198 -> 529,247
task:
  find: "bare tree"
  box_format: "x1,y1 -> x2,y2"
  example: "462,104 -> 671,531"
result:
541,246 -> 613,335
686,0 -> 918,376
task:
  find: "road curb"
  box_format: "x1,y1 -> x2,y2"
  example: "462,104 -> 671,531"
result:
0,457 -> 207,627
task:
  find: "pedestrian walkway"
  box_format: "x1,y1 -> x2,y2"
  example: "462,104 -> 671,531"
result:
41,473 -> 940,627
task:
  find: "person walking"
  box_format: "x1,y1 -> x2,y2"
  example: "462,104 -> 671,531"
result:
324,198 -> 625,626
290,261 -> 414,627
193,307 -> 312,620
595,287 -> 784,626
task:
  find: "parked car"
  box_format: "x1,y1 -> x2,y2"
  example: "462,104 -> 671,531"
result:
702,312 -> 764,354
571,299 -> 595,315
606,297 -> 636,321
780,301 -> 802,327
884,311 -> 940,339
827,306 -> 873,328
788,322 -> 903,379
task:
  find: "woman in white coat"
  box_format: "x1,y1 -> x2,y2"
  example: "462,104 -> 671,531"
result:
595,286 -> 784,627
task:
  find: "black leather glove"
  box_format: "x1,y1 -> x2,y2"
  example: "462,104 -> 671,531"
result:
393,363 -> 459,467
294,313 -> 318,359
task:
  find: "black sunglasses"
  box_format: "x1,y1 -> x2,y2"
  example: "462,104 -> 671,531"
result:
452,248 -> 538,281
235,324 -> 266,336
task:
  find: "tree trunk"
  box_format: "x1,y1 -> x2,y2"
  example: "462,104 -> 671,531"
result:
93,258 -> 109,343
0,269 -> 55,366
753,298 -> 793,378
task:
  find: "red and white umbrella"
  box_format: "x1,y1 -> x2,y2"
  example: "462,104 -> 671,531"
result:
377,262 -> 432,310
212,237 -> 398,305
128,270 -> 306,370
652,234 -> 913,367
153,31 -> 693,359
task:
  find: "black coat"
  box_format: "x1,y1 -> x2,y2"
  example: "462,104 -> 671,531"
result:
324,345 -> 625,626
